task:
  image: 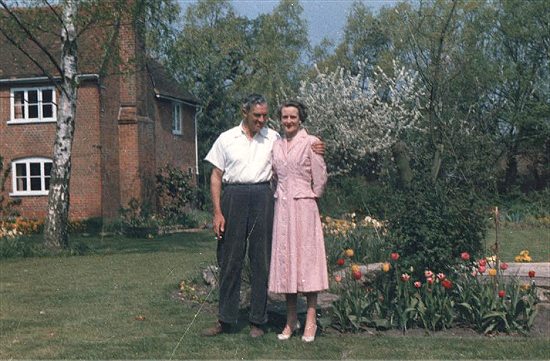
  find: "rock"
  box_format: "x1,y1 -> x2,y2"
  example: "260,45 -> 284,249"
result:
202,265 -> 219,287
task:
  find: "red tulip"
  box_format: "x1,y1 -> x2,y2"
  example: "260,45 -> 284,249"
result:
352,270 -> 362,280
441,279 -> 453,289
336,258 -> 345,266
437,273 -> 446,281
460,252 -> 470,261
427,277 -> 434,285
478,259 -> 487,267
500,262 -> 509,270
478,265 -> 486,273
528,270 -> 536,278
498,290 -> 505,298
414,281 -> 422,288
390,252 -> 400,261
401,273 -> 411,282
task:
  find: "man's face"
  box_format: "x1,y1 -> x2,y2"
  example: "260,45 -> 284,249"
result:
243,103 -> 268,135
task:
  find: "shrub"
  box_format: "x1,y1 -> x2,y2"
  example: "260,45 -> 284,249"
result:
0,155 -> 21,220
156,165 -> 195,225
383,180 -> 486,278
119,198 -> 159,238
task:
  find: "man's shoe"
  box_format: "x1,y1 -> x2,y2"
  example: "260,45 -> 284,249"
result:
249,324 -> 265,338
201,321 -> 229,336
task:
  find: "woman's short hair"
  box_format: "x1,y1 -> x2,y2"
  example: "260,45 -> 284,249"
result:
277,100 -> 308,123
242,94 -> 268,112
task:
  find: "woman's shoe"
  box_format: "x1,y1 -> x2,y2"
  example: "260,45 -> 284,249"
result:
277,320 -> 301,340
301,324 -> 317,343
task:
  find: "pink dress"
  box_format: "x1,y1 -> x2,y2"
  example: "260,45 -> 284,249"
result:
268,129 -> 329,293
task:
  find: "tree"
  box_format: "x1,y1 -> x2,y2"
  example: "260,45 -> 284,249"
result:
168,0 -> 310,179
489,0 -> 550,191
247,0 -> 309,102
168,0 -> 251,170
299,61 -> 423,175
0,0 -> 177,249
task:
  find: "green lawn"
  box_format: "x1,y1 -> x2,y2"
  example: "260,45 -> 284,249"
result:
1,230 -> 549,359
486,224 -> 549,262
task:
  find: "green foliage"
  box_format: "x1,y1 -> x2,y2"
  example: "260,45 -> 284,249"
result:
0,236 -> 42,258
168,0 -> 309,171
383,179 -> 486,278
331,275 -> 373,332
119,198 -> 159,238
155,165 -> 195,225
0,155 -> 20,220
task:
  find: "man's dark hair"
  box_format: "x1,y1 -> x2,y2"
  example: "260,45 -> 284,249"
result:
242,94 -> 267,112
277,100 -> 308,123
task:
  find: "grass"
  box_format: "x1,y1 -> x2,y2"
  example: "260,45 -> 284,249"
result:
1,229 -> 549,359
485,224 -> 549,262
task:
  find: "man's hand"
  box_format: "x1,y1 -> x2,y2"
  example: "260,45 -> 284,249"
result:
213,212 -> 225,240
312,139 -> 325,155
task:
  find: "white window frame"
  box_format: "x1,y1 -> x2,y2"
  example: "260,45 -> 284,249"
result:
172,102 -> 182,135
10,157 -> 53,196
7,86 -> 57,124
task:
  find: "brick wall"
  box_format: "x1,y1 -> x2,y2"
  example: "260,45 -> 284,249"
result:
0,81 -> 102,220
155,101 -> 197,183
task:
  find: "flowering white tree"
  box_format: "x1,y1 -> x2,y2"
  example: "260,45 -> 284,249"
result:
299,61 -> 424,175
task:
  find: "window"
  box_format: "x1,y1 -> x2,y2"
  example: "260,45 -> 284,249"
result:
172,102 -> 182,135
11,158 -> 53,196
9,87 -> 56,124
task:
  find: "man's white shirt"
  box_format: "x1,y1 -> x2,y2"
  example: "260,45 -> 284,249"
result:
205,122 -> 280,184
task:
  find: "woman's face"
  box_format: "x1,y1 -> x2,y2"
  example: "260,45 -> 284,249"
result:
280,106 -> 300,138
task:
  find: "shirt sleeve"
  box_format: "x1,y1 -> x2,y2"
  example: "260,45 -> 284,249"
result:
309,136 -> 327,198
204,136 -> 225,171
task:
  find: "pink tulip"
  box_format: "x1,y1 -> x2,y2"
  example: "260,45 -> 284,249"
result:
424,270 -> 433,278
460,252 -> 470,261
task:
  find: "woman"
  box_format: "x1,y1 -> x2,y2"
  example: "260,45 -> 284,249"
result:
268,100 -> 328,342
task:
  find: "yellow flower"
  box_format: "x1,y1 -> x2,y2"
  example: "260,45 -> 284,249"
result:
514,250 -> 532,262
344,248 -> 354,258
350,264 -> 360,273
381,262 -> 391,273
488,268 -> 497,277
520,284 -> 531,291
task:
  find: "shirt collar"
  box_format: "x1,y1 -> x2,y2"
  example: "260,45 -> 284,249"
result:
237,121 -> 269,138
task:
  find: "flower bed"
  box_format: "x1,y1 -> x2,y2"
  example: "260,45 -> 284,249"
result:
330,251 -> 539,334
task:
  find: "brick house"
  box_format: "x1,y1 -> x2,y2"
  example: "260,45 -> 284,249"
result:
0,11 -> 200,220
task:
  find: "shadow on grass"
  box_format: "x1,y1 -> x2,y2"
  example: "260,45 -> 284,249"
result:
2,230 -> 214,259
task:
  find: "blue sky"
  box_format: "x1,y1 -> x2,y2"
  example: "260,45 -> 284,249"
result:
177,0 -> 398,46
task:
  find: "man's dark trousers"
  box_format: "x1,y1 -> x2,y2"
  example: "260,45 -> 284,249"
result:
216,182 -> 274,325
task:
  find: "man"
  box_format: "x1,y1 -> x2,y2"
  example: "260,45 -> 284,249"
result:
202,94 -> 323,338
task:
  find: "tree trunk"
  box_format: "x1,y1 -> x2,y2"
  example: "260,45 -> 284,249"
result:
392,140 -> 412,189
44,0 -> 78,250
